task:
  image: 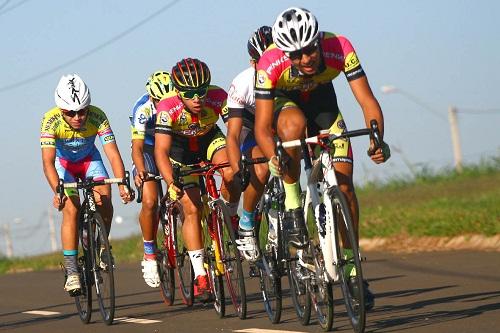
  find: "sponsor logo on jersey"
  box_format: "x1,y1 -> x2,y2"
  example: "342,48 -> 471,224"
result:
323,52 -> 344,61
265,55 -> 288,75
256,70 -> 267,86
160,113 -> 169,124
344,52 -> 360,71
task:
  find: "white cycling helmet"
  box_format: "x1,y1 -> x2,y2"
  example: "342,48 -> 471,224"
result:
272,7 -> 319,52
54,74 -> 91,111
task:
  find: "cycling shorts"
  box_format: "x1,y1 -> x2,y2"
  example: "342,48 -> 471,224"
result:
132,145 -> 159,178
239,126 -> 257,153
274,82 -> 353,164
55,150 -> 109,197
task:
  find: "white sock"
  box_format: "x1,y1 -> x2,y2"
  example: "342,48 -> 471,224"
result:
188,249 -> 206,277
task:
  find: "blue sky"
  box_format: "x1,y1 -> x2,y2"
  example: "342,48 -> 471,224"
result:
1,0 -> 499,256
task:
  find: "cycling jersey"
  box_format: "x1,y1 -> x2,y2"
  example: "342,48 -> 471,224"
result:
255,32 -> 365,99
227,66 -> 256,129
130,93 -> 156,147
40,106 -> 115,162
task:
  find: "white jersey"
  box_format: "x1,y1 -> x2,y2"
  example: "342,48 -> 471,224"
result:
227,66 -> 256,130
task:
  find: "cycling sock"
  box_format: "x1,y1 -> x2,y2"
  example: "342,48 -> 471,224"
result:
188,249 -> 206,277
143,239 -> 156,260
63,250 -> 78,275
239,209 -> 254,230
284,181 -> 301,210
343,248 -> 356,277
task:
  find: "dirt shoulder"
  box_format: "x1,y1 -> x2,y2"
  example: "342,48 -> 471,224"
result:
359,234 -> 500,253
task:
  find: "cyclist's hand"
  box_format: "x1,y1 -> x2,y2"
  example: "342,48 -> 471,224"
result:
268,155 -> 282,177
368,141 -> 391,164
134,170 -> 148,188
169,182 -> 184,199
234,170 -> 250,192
119,184 -> 134,204
53,193 -> 67,210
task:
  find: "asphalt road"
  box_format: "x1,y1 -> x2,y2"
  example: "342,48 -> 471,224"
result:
1,251 -> 499,333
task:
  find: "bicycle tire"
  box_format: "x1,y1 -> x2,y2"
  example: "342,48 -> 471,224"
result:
206,241 -> 225,318
172,202 -> 194,306
158,205 -> 175,306
328,187 -> 365,333
287,249 -> 312,326
91,212 -> 115,325
214,201 -> 247,319
74,211 -> 92,324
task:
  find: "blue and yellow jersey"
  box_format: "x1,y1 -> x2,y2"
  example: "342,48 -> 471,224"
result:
40,106 -> 115,162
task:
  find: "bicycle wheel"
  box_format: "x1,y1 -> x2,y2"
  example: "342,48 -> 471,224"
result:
206,242 -> 225,318
172,202 -> 194,306
157,205 -> 175,306
328,187 -> 365,333
309,242 -> 334,331
74,214 -> 92,324
214,201 -> 247,319
287,249 -> 312,326
91,212 -> 115,325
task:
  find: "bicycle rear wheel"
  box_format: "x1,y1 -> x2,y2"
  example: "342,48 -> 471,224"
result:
74,215 -> 92,324
287,249 -> 312,326
309,242 -> 334,331
158,205 -> 175,306
214,201 -> 247,319
172,202 -> 194,306
328,187 -> 365,333
91,212 -> 115,325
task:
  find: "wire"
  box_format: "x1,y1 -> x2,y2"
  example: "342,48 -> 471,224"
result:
0,0 -> 182,93
457,108 -> 500,115
0,0 -> 30,16
0,0 -> 11,12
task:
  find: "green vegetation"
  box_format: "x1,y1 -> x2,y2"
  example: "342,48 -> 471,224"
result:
1,158 -> 498,274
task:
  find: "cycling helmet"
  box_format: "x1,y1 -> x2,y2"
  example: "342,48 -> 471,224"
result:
247,25 -> 273,60
145,71 -> 173,100
171,58 -> 211,91
272,7 -> 319,52
54,74 -> 91,111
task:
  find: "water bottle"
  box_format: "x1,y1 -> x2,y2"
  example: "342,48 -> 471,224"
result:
267,198 -> 279,243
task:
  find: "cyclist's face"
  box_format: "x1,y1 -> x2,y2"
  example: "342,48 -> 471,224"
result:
60,107 -> 88,130
288,43 -> 321,75
180,94 -> 205,113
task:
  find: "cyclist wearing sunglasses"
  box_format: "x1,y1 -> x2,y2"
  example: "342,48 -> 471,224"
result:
154,58 -> 238,298
41,74 -> 133,296
254,7 -> 391,310
226,26 -> 274,263
130,70 -> 175,288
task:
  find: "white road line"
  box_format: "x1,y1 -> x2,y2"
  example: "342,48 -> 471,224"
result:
233,329 -> 307,333
115,316 -> 162,324
23,310 -> 60,316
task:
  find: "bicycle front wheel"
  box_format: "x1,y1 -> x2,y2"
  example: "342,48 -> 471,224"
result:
214,201 -> 247,319
74,214 -> 92,324
328,187 -> 365,333
157,205 -> 175,306
172,202 -> 194,306
91,212 -> 115,325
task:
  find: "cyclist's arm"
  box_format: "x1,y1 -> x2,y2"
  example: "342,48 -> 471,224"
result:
254,97 -> 276,160
226,114 -> 243,172
103,142 -> 126,179
131,138 -> 147,186
348,76 -> 384,138
41,147 -> 59,193
154,132 -> 175,187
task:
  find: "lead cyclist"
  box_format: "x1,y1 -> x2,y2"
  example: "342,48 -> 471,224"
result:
254,7 -> 391,310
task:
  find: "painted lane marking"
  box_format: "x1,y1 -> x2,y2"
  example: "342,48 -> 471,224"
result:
23,310 -> 60,316
115,316 -> 162,324
234,329 -> 307,333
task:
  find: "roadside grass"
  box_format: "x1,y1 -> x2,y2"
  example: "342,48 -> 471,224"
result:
2,157 -> 498,274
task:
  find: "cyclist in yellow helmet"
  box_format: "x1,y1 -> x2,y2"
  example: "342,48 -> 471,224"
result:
130,71 -> 175,288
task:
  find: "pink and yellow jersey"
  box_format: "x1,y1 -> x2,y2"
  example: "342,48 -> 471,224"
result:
255,32 -> 365,99
40,106 -> 116,162
155,85 -> 229,137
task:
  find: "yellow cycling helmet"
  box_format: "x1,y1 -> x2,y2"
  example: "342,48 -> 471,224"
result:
145,71 -> 173,100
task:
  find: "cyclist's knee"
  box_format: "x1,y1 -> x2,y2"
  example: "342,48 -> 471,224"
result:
141,196 -> 158,212
277,108 -> 306,140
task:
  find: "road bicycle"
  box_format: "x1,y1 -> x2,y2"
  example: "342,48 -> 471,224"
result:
171,161 -> 247,319
280,120 -> 382,332
57,172 -> 133,325
250,155 -> 312,325
136,174 -> 194,307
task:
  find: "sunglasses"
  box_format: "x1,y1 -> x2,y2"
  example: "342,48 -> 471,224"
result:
178,87 -> 208,100
286,40 -> 319,60
61,108 -> 88,118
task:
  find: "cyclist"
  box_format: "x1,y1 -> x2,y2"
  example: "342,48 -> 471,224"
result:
254,7 -> 391,310
154,58 -> 238,298
226,26 -> 274,262
130,71 -> 175,288
41,74 -> 133,296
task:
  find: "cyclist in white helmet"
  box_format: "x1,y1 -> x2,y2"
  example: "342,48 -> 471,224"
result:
130,71 -> 175,288
254,7 -> 391,310
41,74 -> 133,296
227,26 -> 274,263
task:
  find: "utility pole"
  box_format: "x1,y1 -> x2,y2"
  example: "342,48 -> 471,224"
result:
48,207 -> 58,252
448,106 -> 463,173
2,223 -> 13,258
